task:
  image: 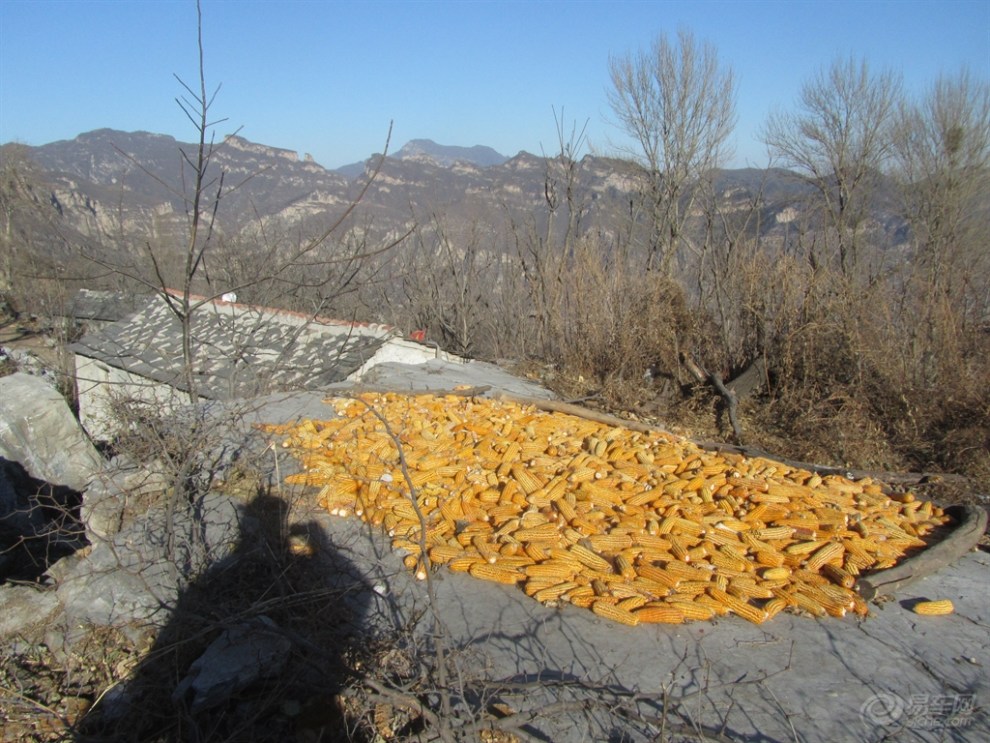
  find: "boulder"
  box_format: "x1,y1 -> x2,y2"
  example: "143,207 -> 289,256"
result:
172,615 -> 291,712
0,372 -> 103,493
54,491 -> 244,632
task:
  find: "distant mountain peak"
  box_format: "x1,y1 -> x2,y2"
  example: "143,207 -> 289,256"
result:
393,139 -> 507,169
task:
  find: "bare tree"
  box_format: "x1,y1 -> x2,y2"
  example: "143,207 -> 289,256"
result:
80,1 -> 403,403
507,110 -> 591,360
607,29 -> 736,274
892,69 -> 990,308
762,56 -> 902,278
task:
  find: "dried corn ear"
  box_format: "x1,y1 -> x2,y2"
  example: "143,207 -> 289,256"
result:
263,391 -> 949,627
913,599 -> 954,616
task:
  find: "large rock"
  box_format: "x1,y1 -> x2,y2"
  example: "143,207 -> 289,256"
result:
172,616 -> 291,713
54,492 -> 244,633
0,583 -> 59,637
0,372 -> 103,492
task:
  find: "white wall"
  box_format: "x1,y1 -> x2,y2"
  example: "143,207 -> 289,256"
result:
74,355 -> 196,442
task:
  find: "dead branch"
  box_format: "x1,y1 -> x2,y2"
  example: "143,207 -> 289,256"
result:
857,504 -> 988,601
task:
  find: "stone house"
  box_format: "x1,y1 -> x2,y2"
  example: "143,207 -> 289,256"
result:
70,291 -> 454,440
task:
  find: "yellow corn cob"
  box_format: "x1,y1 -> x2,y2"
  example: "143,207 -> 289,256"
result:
524,561 -> 578,581
751,492 -> 792,504
785,539 -> 827,557
617,595 -> 648,612
501,441 -> 521,464
510,464 -> 545,495
821,563 -> 855,589
671,580 -> 711,596
566,592 -> 597,609
633,604 -> 685,624
635,564 -> 681,589
913,599 -> 954,616
671,534 -> 701,563
750,526 -> 795,541
850,591 -> 871,617
568,466 -> 598,484
763,597 -> 789,619
428,544 -> 463,564
695,593 -> 730,616
666,599 -> 716,621
761,567 -> 791,581
500,542 -> 521,557
788,589 -> 828,618
471,535 -> 499,563
532,581 -> 579,603
804,541 -> 845,572
568,543 -> 614,573
798,586 -> 849,618
523,577 -> 559,596
728,579 -> 775,601
703,528 -> 743,548
707,587 -> 768,624
663,561 -> 714,582
518,510 -> 550,529
553,497 -> 578,523
812,583 -> 856,608
614,553 -> 637,580
513,523 -> 562,542
586,533 -> 634,553
468,562 -> 525,585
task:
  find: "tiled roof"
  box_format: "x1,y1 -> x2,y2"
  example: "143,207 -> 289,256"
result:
70,293 -> 392,400
67,289 -> 149,323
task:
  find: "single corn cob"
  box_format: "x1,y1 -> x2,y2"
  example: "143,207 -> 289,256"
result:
666,599 -> 716,621
568,543 -> 614,573
532,581 -> 579,603
804,541 -> 845,572
634,603 -> 685,624
707,586 -> 768,625
913,599 -> 954,616
587,532 -> 635,553
525,561 -> 578,580
468,562 -> 525,585
428,544 -> 464,564
513,523 -> 562,542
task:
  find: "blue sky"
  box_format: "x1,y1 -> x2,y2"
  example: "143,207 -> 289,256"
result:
1,0 -> 987,169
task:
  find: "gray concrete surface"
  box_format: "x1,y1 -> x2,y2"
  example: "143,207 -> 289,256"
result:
245,361 -> 989,743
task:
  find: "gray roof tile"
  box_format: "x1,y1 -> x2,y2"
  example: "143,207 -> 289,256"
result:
70,294 -> 392,400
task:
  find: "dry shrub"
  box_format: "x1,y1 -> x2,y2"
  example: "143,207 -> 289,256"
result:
745,254 -> 990,476
544,238 -> 695,397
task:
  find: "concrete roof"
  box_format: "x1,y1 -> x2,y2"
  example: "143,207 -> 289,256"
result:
70,292 -> 394,400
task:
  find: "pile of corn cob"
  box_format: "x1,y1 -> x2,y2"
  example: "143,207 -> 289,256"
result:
259,392 -> 949,626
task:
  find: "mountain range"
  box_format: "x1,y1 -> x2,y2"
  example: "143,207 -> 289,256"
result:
2,128 -> 901,260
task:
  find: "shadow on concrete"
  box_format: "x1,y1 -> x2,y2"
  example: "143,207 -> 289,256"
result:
75,490 -> 374,742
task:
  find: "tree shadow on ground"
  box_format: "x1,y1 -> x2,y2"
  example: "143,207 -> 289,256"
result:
75,490 -> 375,742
